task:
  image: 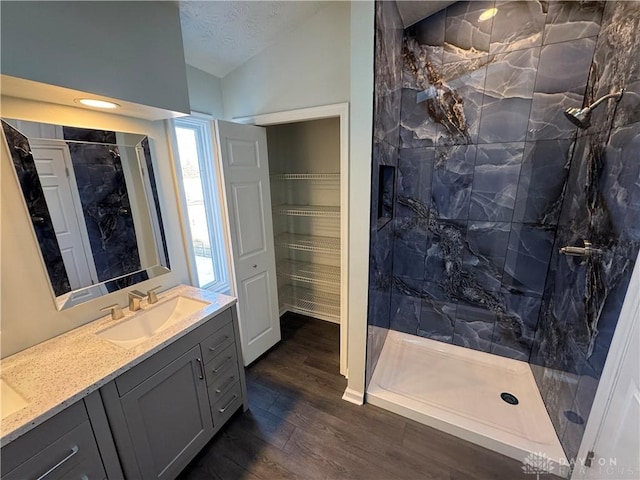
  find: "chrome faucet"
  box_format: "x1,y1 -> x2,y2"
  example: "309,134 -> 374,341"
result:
128,290 -> 147,311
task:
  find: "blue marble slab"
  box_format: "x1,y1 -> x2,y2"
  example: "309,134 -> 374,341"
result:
490,1 -> 546,55
534,36 -> 597,95
395,147 -> 434,217
392,217 -> 430,280
419,281 -> 456,342
452,303 -> 497,352
432,145 -> 476,219
469,142 -> 525,222
513,139 -> 572,224
373,0 -> 403,147
390,276 -> 423,335
503,224 -> 555,297
543,1 -> 604,45
443,1 -> 494,63
477,96 -> 532,143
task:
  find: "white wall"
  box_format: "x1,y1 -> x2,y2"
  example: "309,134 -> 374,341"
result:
1,1 -> 190,114
186,66 -> 225,118
222,2 -> 350,119
1,97 -> 190,357
345,0 -> 375,403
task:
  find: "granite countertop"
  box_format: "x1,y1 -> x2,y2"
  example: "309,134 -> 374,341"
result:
0,285 -> 237,447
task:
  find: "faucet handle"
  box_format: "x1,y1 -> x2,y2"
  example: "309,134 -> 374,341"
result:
100,304 -> 124,320
147,285 -> 162,304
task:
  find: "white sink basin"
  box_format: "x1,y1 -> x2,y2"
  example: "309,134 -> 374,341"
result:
97,296 -> 211,349
1,378 -> 28,419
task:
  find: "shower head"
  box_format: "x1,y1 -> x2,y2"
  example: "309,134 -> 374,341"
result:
564,107 -> 592,128
563,90 -> 624,129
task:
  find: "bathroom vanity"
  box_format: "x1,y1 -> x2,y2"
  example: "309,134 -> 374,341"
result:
0,286 -> 246,480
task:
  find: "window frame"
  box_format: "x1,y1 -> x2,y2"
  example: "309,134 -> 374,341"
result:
169,114 -> 230,294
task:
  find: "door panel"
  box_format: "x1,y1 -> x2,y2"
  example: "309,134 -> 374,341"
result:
242,271 -> 275,341
215,120 -> 280,365
231,182 -> 266,259
31,145 -> 96,290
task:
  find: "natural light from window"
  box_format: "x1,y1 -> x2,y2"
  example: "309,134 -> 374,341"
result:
175,126 -> 216,287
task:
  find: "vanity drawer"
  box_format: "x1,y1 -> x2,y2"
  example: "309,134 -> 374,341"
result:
211,382 -> 242,432
204,343 -> 238,387
201,321 -> 235,365
115,307 -> 233,396
3,421 -> 105,480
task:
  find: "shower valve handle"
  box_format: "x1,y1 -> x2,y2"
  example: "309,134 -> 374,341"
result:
559,240 -> 602,257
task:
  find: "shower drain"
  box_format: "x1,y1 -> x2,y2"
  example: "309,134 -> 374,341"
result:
500,392 -> 519,405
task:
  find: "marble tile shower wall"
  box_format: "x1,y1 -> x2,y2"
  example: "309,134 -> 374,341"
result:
389,0 -> 608,363
367,0 -> 403,387
63,127 -> 142,283
530,1 -> 640,462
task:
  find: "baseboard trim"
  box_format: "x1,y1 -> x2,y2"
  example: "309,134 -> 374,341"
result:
342,387 -> 364,405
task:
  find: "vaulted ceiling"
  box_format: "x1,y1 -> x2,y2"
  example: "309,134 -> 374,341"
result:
178,1 -> 455,79
179,1 -> 327,78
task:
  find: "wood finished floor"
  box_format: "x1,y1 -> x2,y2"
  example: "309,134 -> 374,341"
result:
179,313 -> 550,480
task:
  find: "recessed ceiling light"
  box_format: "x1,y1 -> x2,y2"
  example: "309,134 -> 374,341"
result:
478,8 -> 498,22
76,98 -> 120,109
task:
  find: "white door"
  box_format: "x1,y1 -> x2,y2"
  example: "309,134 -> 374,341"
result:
214,120 -> 281,365
31,143 -> 97,290
573,255 -> 640,479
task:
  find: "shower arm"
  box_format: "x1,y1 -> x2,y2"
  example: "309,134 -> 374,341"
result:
588,90 -> 624,111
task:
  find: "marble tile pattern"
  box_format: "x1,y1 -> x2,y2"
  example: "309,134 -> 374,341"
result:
381,0 -> 604,363
529,1 -> 640,462
371,1 -> 639,461
1,121 -> 71,296
64,137 -> 142,283
373,0 -> 404,147
0,286 -> 237,446
367,0 -> 403,388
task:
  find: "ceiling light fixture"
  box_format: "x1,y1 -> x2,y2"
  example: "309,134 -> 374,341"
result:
478,8 -> 498,22
76,98 -> 120,109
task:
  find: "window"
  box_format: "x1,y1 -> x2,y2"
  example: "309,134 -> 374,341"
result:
171,116 -> 229,293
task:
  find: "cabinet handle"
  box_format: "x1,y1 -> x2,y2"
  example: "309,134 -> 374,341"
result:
218,394 -> 238,413
212,355 -> 233,373
215,375 -> 236,394
196,358 -> 205,380
208,336 -> 229,352
37,445 -> 79,480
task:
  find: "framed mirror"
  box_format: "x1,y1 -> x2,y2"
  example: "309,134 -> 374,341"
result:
2,119 -> 170,310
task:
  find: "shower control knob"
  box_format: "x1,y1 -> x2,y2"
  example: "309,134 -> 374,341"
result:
559,240 -> 602,257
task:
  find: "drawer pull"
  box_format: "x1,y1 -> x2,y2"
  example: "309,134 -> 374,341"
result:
37,445 -> 79,480
196,357 -> 205,380
212,355 -> 233,373
208,335 -> 229,352
215,375 -> 236,394
218,394 -> 238,413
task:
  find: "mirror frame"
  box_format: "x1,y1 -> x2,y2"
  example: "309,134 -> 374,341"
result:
1,119 -> 171,310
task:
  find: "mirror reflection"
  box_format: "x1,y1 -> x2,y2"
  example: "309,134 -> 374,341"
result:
1,119 -> 170,310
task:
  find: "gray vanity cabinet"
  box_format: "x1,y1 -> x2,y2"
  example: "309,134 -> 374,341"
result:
1,400 -> 108,480
100,306 -> 247,480
116,346 -> 212,480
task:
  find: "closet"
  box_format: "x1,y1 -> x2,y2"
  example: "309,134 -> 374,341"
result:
265,118 -> 341,324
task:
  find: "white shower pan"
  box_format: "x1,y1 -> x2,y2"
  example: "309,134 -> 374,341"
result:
367,330 -> 568,476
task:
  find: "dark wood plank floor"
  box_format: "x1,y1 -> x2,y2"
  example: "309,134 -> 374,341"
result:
179,314 -> 546,480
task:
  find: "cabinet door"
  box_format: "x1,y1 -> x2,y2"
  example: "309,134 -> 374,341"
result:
120,345 -> 213,480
